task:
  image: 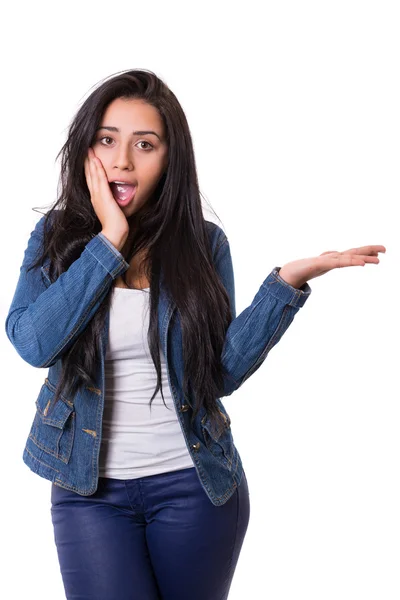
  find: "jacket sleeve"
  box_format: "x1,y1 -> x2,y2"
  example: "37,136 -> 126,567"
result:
214,235 -> 312,396
5,215 -> 130,368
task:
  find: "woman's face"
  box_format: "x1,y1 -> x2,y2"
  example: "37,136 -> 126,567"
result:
92,97 -> 169,217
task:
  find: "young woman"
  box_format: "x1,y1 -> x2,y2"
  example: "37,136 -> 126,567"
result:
5,68 -> 385,600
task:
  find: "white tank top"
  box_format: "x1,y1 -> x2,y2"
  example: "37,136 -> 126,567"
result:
98,286 -> 195,479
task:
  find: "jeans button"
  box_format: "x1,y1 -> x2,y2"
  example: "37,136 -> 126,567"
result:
192,442 -> 200,451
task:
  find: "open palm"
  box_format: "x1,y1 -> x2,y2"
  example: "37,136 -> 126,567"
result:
279,245 -> 386,288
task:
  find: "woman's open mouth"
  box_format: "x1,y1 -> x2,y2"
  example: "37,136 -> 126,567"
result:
110,182 -> 137,206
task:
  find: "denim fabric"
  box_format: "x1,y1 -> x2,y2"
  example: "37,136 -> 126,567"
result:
50,466 -> 250,599
5,210 -> 312,505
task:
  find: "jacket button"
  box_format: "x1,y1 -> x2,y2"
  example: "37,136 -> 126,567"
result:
192,442 -> 200,451
180,404 -> 189,412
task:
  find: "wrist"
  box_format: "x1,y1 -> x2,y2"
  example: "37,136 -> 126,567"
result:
277,266 -> 305,289
100,230 -> 128,252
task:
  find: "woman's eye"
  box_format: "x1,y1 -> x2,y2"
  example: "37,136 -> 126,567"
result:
96,138 -> 153,150
98,136 -> 113,145
137,141 -> 153,150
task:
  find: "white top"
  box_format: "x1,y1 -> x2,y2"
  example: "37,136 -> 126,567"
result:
98,286 -> 195,479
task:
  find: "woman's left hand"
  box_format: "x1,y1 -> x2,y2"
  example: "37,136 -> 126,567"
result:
278,245 -> 387,289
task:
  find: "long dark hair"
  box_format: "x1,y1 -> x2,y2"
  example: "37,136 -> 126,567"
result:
28,68 -> 233,437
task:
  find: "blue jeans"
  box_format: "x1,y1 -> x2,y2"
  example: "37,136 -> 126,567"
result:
50,466 -> 250,599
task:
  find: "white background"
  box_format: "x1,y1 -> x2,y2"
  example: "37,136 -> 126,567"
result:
1,1 -> 398,598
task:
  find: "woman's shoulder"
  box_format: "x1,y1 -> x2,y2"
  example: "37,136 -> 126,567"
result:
204,219 -> 226,243
34,208 -> 61,231
204,220 -> 228,256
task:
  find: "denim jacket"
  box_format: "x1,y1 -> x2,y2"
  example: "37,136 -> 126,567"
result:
5,211 -> 312,506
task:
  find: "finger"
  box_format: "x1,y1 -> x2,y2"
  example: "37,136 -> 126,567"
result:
92,153 -> 113,200
93,153 -> 107,183
341,254 -> 379,267
322,253 -> 365,268
84,155 -> 91,178
342,245 -> 386,255
362,245 -> 386,253
89,153 -> 100,196
359,255 -> 380,264
340,255 -> 365,268
84,156 -> 92,191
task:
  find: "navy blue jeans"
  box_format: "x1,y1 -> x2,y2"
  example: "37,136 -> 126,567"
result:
50,466 -> 250,599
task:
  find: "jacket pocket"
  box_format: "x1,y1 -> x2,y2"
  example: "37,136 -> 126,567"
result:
29,379 -> 75,463
201,410 -> 234,469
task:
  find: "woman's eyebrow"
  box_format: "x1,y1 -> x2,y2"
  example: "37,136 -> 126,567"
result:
96,126 -> 162,141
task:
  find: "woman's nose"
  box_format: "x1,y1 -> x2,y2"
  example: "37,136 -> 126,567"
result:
114,146 -> 133,171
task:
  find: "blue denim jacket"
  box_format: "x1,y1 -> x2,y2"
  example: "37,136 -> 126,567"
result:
5,212 -> 312,506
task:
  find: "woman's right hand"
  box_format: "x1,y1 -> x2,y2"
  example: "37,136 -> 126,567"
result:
84,147 -> 129,250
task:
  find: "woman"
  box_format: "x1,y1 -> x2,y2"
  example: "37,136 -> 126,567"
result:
5,68 -> 385,599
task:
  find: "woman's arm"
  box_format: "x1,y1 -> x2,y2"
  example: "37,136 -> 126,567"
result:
5,215 -> 130,368
213,235 -> 312,396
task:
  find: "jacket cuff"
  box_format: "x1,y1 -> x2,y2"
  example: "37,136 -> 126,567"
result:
86,233 -> 130,275
262,266 -> 312,308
